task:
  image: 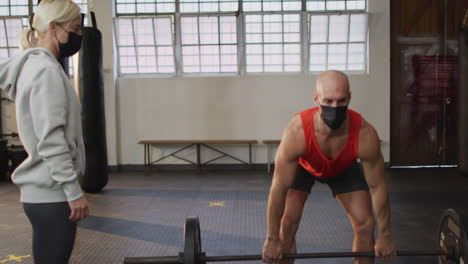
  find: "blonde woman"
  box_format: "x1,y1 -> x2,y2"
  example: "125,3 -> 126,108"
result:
0,0 -> 89,263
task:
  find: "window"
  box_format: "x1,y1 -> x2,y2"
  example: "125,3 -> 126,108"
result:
114,0 -> 368,76
0,0 -> 89,65
243,0 -> 301,12
181,16 -> 237,73
180,0 -> 238,13
308,13 -> 367,71
0,0 -> 29,17
245,14 -> 301,73
116,0 -> 176,15
115,17 -> 175,74
72,0 -> 88,16
0,1 -> 28,62
306,0 -> 365,11
0,18 -> 26,61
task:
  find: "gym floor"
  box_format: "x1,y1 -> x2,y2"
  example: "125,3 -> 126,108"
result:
0,168 -> 467,264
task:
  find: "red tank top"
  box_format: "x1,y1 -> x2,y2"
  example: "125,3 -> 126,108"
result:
298,107 -> 362,179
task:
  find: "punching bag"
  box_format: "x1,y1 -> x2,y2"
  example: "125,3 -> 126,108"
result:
79,11 -> 108,192
458,20 -> 468,175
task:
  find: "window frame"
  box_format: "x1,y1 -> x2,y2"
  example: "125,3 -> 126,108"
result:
113,0 -> 369,77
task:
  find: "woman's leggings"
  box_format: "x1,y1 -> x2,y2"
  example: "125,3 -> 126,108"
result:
23,202 -> 77,264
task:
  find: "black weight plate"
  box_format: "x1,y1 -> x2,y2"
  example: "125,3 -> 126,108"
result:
438,209 -> 467,264
184,217 -> 202,264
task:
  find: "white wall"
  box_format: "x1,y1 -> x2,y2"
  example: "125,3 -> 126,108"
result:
115,0 -> 391,165
0,0 -> 390,166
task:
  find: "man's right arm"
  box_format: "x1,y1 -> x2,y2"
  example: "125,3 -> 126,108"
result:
264,115 -> 306,262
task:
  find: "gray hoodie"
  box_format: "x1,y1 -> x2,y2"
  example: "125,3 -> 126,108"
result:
0,48 -> 85,203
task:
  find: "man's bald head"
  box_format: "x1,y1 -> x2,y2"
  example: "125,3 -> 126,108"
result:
315,70 -> 350,97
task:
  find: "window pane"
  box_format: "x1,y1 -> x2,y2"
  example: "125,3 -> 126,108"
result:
329,15 -> 348,43
220,16 -> 236,44
181,17 -> 199,45
154,18 -> 173,45
307,0 -> 364,11
220,45 -> 237,72
306,0 -> 325,11
157,3 -> 176,13
347,0 -> 365,10
180,0 -> 199,13
201,45 -> 220,72
326,0 -> 345,10
6,19 -> 24,48
72,0 -> 88,14
137,3 -> 156,13
0,7 -> 9,16
199,17 -> 219,45
283,0 -> 301,11
0,18 -> 25,63
309,15 -> 328,43
134,19 -> 155,45
180,0 -> 238,13
0,20 -> 7,47
328,43 -> 346,70
157,46 -> 174,59
309,44 -> 327,71
263,0 -> 282,12
119,47 -> 137,74
349,14 -> 367,42
117,4 -> 136,14
0,48 -> 9,62
137,46 -> 157,73
347,43 -> 365,70
244,0 -> 299,12
3,0 -> 29,16
220,0 -> 237,11
116,0 -> 176,15
157,47 -> 175,73
182,46 -> 200,73
116,19 -> 135,46
243,1 -> 261,11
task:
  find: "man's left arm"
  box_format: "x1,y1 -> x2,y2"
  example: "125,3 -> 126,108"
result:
358,121 -> 396,260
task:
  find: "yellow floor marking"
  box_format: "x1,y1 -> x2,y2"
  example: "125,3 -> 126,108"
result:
0,255 -> 31,263
209,201 -> 225,207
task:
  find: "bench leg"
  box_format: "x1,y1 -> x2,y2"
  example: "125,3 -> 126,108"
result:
249,144 -> 252,168
197,144 -> 201,172
267,144 -> 271,174
144,144 -> 151,175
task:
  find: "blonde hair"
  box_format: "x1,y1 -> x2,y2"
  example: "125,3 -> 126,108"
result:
19,0 -> 81,50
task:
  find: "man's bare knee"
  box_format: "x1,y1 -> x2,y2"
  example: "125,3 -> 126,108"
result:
353,217 -> 375,244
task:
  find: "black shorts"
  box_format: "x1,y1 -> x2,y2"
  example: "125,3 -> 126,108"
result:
291,162 -> 369,197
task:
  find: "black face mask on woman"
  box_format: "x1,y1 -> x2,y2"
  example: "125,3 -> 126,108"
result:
57,27 -> 82,58
320,105 -> 348,130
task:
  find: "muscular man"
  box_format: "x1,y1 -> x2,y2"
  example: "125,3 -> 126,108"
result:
262,70 -> 396,264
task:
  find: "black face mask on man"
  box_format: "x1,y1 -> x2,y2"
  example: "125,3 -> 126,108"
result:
57,26 -> 82,58
320,105 -> 348,130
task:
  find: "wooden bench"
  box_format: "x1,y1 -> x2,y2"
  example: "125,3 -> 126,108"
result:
263,140 -> 281,174
138,140 -> 258,170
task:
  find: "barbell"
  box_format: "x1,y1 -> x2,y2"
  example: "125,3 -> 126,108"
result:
124,208 -> 467,264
